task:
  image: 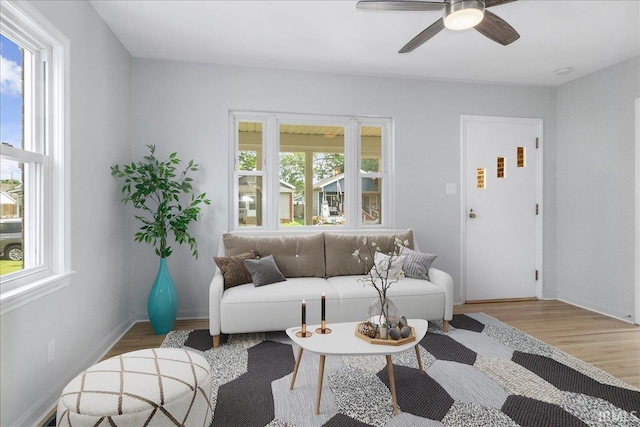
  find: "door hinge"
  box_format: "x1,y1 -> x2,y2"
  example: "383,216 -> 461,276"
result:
536,203 -> 539,215
535,270 -> 539,281
536,138 -> 539,149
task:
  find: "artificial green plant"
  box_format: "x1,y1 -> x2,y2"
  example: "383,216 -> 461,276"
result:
111,145 -> 211,258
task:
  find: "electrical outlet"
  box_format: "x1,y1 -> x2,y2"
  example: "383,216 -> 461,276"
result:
445,183 -> 457,195
48,339 -> 55,363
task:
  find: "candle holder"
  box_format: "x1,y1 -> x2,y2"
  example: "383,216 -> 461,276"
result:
315,320 -> 332,334
295,324 -> 312,338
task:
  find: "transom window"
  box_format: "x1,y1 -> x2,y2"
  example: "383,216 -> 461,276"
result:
231,112 -> 394,230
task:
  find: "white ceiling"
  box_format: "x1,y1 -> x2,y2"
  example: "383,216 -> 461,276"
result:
89,0 -> 640,86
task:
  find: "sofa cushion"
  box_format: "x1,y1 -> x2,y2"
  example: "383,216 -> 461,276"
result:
244,255 -> 287,287
400,246 -> 438,280
214,250 -> 256,289
223,233 -> 325,278
324,230 -> 414,277
326,275 -> 445,323
219,278 -> 340,333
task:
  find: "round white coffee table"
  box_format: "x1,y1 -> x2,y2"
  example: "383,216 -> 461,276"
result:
286,319 -> 428,415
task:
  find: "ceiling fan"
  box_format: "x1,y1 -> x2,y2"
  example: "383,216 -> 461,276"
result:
356,0 -> 520,53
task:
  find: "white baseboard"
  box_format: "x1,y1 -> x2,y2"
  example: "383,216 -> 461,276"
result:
542,291 -> 556,300
134,310 -> 210,322
556,292 -> 635,324
175,310 -> 209,321
27,314 -> 136,427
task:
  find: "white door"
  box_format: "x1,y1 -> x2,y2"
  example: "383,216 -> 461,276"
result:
462,116 -> 542,301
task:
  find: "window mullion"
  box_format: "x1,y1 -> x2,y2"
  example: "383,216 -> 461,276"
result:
345,119 -> 359,229
382,122 -> 393,227
0,145 -> 45,163
266,115 -> 279,230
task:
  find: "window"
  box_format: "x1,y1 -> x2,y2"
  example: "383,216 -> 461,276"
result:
497,156 -> 505,178
231,112 -> 393,230
476,168 -> 486,189
517,146 -> 526,168
0,1 -> 71,314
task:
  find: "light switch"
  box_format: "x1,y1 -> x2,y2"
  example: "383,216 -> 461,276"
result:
445,183 -> 457,195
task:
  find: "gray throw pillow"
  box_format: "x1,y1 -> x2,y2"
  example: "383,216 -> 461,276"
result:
400,246 -> 437,281
243,255 -> 287,287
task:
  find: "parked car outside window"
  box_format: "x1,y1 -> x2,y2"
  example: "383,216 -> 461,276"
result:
0,218 -> 23,261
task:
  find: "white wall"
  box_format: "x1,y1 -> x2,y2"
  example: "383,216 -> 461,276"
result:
556,56 -> 640,320
0,2 -> 133,426
131,58 -> 558,319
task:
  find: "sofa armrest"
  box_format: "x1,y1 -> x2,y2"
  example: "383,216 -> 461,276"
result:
209,269 -> 224,336
428,267 -> 453,321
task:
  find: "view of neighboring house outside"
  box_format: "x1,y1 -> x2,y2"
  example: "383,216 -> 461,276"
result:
312,172 -> 381,225
1,189 -> 18,217
237,177 -> 297,225
278,180 -> 295,224
312,173 -> 345,224
237,175 -> 262,226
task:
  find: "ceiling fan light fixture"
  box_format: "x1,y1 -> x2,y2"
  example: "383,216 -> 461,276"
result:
443,0 -> 485,31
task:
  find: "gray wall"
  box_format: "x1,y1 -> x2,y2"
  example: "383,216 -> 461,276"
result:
556,56 -> 640,320
0,2 -> 133,426
130,58 -> 558,319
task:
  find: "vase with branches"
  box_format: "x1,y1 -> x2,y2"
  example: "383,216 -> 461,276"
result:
111,145 -> 211,333
352,236 -> 409,329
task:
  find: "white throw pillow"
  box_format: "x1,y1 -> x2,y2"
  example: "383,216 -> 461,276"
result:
370,252 -> 406,280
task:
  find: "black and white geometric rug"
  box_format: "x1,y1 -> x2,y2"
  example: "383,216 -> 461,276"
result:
161,314 -> 640,427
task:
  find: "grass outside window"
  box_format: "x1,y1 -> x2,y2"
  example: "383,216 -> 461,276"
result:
0,260 -> 23,276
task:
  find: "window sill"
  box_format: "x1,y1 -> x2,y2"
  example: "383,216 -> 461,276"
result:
0,271 -> 75,316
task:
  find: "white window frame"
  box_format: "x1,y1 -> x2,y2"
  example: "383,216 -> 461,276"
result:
0,1 -> 72,315
229,111 -> 394,231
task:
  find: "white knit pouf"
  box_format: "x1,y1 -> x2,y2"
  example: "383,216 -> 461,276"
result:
57,348 -> 212,427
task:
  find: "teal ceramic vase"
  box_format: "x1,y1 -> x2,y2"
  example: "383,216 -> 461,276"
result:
148,257 -> 178,334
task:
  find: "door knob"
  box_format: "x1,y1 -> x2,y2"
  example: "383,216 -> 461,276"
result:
469,209 -> 476,219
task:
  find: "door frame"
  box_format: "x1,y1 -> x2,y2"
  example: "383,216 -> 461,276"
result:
635,98 -> 639,325
459,115 -> 544,303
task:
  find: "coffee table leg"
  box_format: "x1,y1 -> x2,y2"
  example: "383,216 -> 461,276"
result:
290,347 -> 304,390
315,355 -> 326,415
386,355 -> 399,415
414,344 -> 424,375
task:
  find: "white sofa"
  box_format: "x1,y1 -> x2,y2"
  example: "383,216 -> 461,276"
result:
209,229 -> 453,348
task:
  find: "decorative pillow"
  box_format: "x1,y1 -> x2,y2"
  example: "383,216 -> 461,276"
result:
400,246 -> 438,280
214,250 -> 256,289
243,255 -> 287,287
370,252 -> 407,281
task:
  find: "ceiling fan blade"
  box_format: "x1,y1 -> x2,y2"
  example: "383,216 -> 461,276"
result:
356,1 -> 446,12
399,18 -> 445,53
474,10 -> 520,45
484,0 -> 518,8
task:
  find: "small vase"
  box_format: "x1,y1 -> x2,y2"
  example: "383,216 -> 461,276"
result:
148,257 -> 178,334
368,296 -> 400,329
